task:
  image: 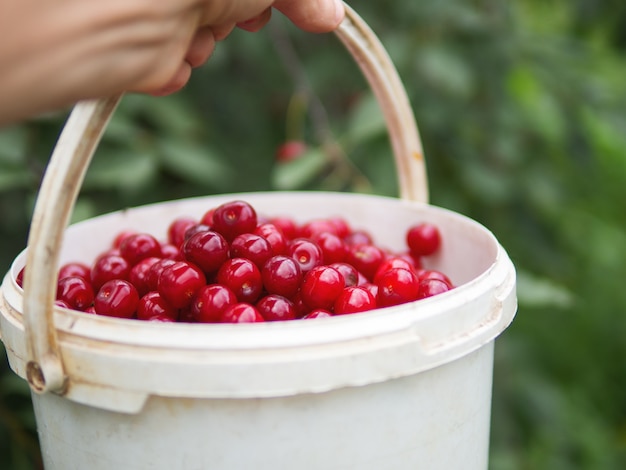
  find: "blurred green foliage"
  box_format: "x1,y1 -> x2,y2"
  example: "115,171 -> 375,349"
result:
1,1 -> 626,468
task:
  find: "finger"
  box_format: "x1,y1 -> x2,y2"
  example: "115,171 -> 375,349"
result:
236,8 -> 273,33
185,26 -> 216,68
212,23 -> 236,41
149,61 -> 192,97
199,1 -> 273,27
273,0 -> 345,33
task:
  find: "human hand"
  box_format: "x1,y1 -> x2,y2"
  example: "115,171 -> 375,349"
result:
0,0 -> 345,125
150,0 -> 346,96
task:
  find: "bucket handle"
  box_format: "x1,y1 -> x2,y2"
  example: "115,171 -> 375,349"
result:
22,3 -> 427,394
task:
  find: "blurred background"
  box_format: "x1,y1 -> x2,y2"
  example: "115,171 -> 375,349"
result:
1,0 -> 625,468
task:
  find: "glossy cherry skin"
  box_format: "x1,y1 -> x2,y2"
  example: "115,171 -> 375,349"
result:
345,243 -> 385,282
261,255 -> 302,299
220,303 -> 265,323
90,254 -> 131,291
167,217 -> 198,247
146,258 -> 176,292
230,233 -> 273,269
334,286 -> 377,315
256,294 -> 297,322
417,278 -> 451,299
300,265 -> 345,311
302,309 -> 333,319
288,238 -> 323,273
94,279 -> 139,319
119,233 -> 162,265
182,230 -> 230,275
56,276 -> 94,311
417,269 -> 454,288
254,223 -> 288,256
406,223 -> 442,257
129,256 -> 161,297
312,232 -> 346,264
191,284 -> 237,323
137,291 -> 178,322
269,216 -> 299,240
58,262 -> 91,281
373,256 -> 416,284
211,200 -> 258,241
158,261 -> 207,309
375,267 -> 420,308
217,258 -> 263,304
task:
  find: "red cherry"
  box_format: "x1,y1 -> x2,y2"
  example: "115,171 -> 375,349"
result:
334,286 -> 377,315
256,294 -> 297,322
406,223 -> 442,257
269,217 -> 299,240
417,278 -> 451,299
167,217 -> 197,247
345,243 -> 385,282
129,256 -> 161,296
360,282 -> 378,299
94,279 -> 139,319
197,208 -> 214,227
211,200 -> 257,241
343,230 -> 373,246
217,258 -> 263,304
91,254 -> 131,291
373,256 -> 416,284
254,223 -> 288,255
418,269 -> 454,288
112,230 -> 136,249
191,284 -> 237,323
288,238 -> 323,273
300,219 -> 339,238
221,303 -> 265,323
119,233 -> 162,265
261,255 -> 302,299
137,291 -> 178,322
375,268 -> 420,308
312,232 -> 346,264
302,309 -> 333,319
230,233 -> 273,269
56,276 -> 94,311
15,267 -> 25,288
58,262 -> 91,281
328,217 -> 351,239
158,261 -> 207,309
160,243 -> 181,260
291,291 -> 309,318
275,140 -> 307,162
300,265 -> 345,311
146,258 -> 176,292
182,230 -> 230,275
328,262 -> 359,287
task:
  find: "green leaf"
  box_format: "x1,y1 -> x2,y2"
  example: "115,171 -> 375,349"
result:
516,270 -> 574,309
414,44 -> 475,99
271,148 -> 329,190
0,126 -> 28,163
83,149 -> 157,192
158,139 -> 233,190
0,164 -> 32,191
507,65 -> 566,144
346,93 -> 387,145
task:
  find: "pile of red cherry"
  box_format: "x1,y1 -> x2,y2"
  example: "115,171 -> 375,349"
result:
17,200 -> 454,323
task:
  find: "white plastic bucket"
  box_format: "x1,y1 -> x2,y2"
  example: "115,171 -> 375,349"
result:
0,5 -> 516,469
1,192 -> 516,469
